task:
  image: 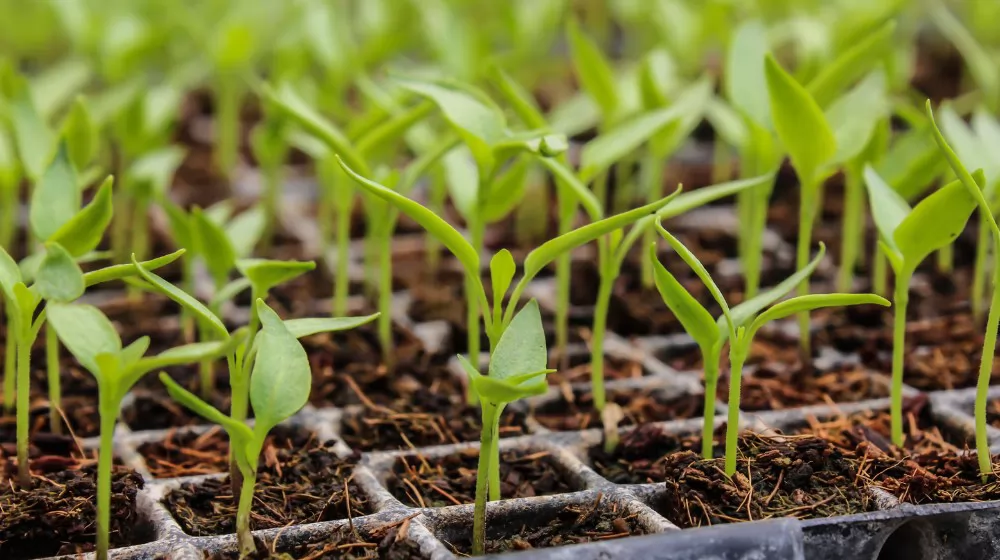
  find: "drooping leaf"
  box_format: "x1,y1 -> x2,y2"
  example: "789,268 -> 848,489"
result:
48,178 -> 114,257
30,144 -> 80,241
764,55 -> 837,185
35,243 -> 85,302
748,294 -> 890,336
895,177 -> 977,268
725,20 -> 770,125
566,18 -> 619,118
649,242 -> 718,350
862,165 -> 910,257
131,254 -> 229,340
47,302 -> 121,374
250,300 -> 311,434
236,259 -> 315,296
727,244 -> 827,330
806,20 -> 896,108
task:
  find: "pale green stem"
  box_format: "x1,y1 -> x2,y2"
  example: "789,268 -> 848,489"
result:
590,266 -> 614,412
554,189 -> 575,368
975,253 -> 1000,479
472,403 -> 499,556
0,183 -> 15,250
111,190 -> 131,264
744,183 -> 773,299
873,244 -> 888,296
216,78 -> 241,180
488,403 -> 504,501
593,171 -> 608,216
95,393 -> 118,560
46,326 -> 61,435
126,194 -> 149,301
640,150 -> 664,289
4,314 -> 14,413
199,359 -> 214,401
973,220 -> 990,325
235,469 -> 257,558
378,227 -> 394,369
838,167 -> 865,292
333,182 -> 351,317
611,153 -> 637,215
232,296 -> 260,424
180,259 -> 195,343
702,349 -> 720,459
936,242 -> 954,273
795,187 -> 818,358
724,346 -> 747,477
890,273 -> 910,448
465,220 -> 485,405
16,321 -> 31,487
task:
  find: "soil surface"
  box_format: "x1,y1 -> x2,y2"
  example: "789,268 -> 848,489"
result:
444,494 -> 646,555
163,439 -> 369,536
657,433 -> 874,528
387,447 -> 576,508
205,516 -> 424,560
0,466 -> 147,559
531,386 -> 704,432
588,425 -> 706,485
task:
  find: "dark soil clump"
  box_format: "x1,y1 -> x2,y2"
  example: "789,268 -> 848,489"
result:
588,425 -> 702,484
532,387 -> 703,432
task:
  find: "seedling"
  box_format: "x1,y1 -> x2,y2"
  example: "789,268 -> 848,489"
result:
927,101 -> 1000,479
159,300 -> 313,558
459,300 -> 554,555
650,225 -> 888,475
863,165 -> 981,447
47,302 -> 233,560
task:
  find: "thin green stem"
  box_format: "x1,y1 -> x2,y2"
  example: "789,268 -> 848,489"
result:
873,244 -> 888,296
0,183 -> 16,251
973,220 -> 990,325
46,326 -> 61,435
199,359 -> 215,401
554,188 -> 575,368
180,259 -> 195,343
724,345 -> 747,477
3,314 -> 13,413
378,228 -> 394,369
426,167 -> 446,276
795,187 -> 817,358
590,267 -> 614,412
16,321 -> 31,487
488,403 -> 504,501
701,349 -> 720,459
235,469 -> 257,558
975,254 -> 1000,479
472,403 -> 498,556
111,192 -> 131,264
936,242 -> 954,273
216,78 -> 241,180
890,273 -> 910,448
838,167 -> 865,292
640,150 -> 664,289
95,393 -> 118,560
465,220 -> 485,404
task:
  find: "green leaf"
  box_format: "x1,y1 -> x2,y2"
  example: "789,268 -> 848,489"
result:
337,155 -> 480,278
655,222 -> 732,327
131,254 -> 229,340
895,177 -> 977,268
765,54 -> 837,185
236,259 -> 315,296
490,250 -> 516,307
806,20 -> 896,108
649,242 -> 718,350
226,207 -> 267,258
47,302 -> 121,374
490,66 -> 547,129
825,71 -> 890,165
13,282 -> 39,322
927,101 -> 995,233
639,49 -> 676,110
580,79 -> 712,182
356,100 -> 434,157
30,144 -> 80,241
728,244 -> 827,330
48,178 -> 114,257
192,207 -> 236,288
120,337 -> 151,370
939,105 -> 988,174
0,245 -> 22,303
876,126 -> 945,200
82,249 -> 185,288
61,96 -> 97,170
749,294 -> 890,336
490,300 -> 547,380
35,243 -> 84,302
538,158 -> 603,222
129,147 -> 186,197
972,109 -> 1000,189
481,158 -> 529,223
725,20 -> 770,125
396,78 -> 506,174
566,18 -> 618,118
159,373 -> 255,442
521,189 -> 681,282
6,76 -> 55,181
282,314 -> 380,339
458,354 -> 551,404
251,300 -> 311,435
442,146 -> 478,219
863,165 -> 910,257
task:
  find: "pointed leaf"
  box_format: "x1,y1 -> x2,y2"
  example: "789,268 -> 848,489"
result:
236,259 -> 315,296
225,206 -> 267,258
566,18 -> 618,118
655,222 -> 731,326
490,250 -> 516,306
83,250 -> 185,288
30,144 -> 80,241
765,55 -> 837,184
863,165 -> 909,257
490,66 -> 547,129
7,76 -> 54,181
749,294 -> 890,337
826,71 -> 890,165
251,300 -> 311,435
191,207 -> 236,288
649,242 -> 719,350
538,158 -> 603,222
728,244 -> 827,329
159,373 -> 255,441
61,96 -> 97,170
895,177 -> 977,268
482,158 -> 529,223
806,20 -> 896,108
939,105 -> 988,173
458,354 -> 551,404
35,243 -> 84,302
131,254 -> 229,340
120,337 -> 151,370
442,146 -> 478,219
47,302 -> 121,374
725,20 -> 770,125
48,178 -> 114,257
490,300 -> 547,385
927,102 -> 995,233
0,245 -> 22,303
282,314 -> 380,339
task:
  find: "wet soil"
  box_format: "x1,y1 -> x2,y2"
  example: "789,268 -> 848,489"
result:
531,386 -> 704,432
0,466 -> 147,559
163,438 -> 369,536
444,494 -> 646,555
206,517 -> 425,559
387,447 -> 576,508
657,433 -> 874,528
588,424 -> 704,484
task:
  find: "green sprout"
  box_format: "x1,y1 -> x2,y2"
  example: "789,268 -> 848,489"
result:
460,300 -> 553,555
650,225 -> 888,475
158,300 -> 314,559
863,164 -> 981,448
927,101 -> 1000,480
47,302 -> 232,560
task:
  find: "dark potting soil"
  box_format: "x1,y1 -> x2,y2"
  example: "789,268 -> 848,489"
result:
0,396 -> 101,441
204,518 -> 425,559
137,424 -> 316,479
987,399 -> 1000,430
547,355 -> 647,385
531,386 -> 704,432
0,466 -> 147,559
164,441 -> 369,536
444,495 -> 646,555
339,391 -> 529,452
588,424 -> 704,485
387,447 -> 576,508
125,389 -> 247,432
656,433 -> 874,528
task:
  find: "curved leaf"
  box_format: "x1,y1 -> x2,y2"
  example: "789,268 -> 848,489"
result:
490,250 -> 516,307
82,250 -> 185,288
826,70 -> 889,165
649,242 -> 718,350
236,258 -> 315,296
35,243 -> 84,302
30,144 -> 80,241
48,178 -> 114,257
131,254 -> 228,340
927,101 -> 996,233
725,20 -> 770,125
282,314 -> 380,339
862,165 -> 909,258
251,300 -> 311,435
47,302 -> 121,374
749,293 -> 890,337
159,373 -> 255,442
7,75 -> 54,181
728,243 -> 827,330
61,96 -> 97,170
895,177 -> 977,268
0,245 -> 22,303
490,300 -> 547,383
807,20 -> 896,108
458,354 -> 551,404
538,158 -> 603,222
566,18 -> 618,118
225,206 -> 267,258
192,207 -> 236,288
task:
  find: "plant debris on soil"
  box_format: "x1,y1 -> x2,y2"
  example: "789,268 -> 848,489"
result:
657,433 -> 874,528
387,447 -> 576,508
204,515 -> 424,560
531,386 -> 703,432
444,494 -> 645,555
0,466 -> 147,559
339,392 -> 528,452
163,439 -> 369,536
588,425 -> 705,484
723,364 -> 888,411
